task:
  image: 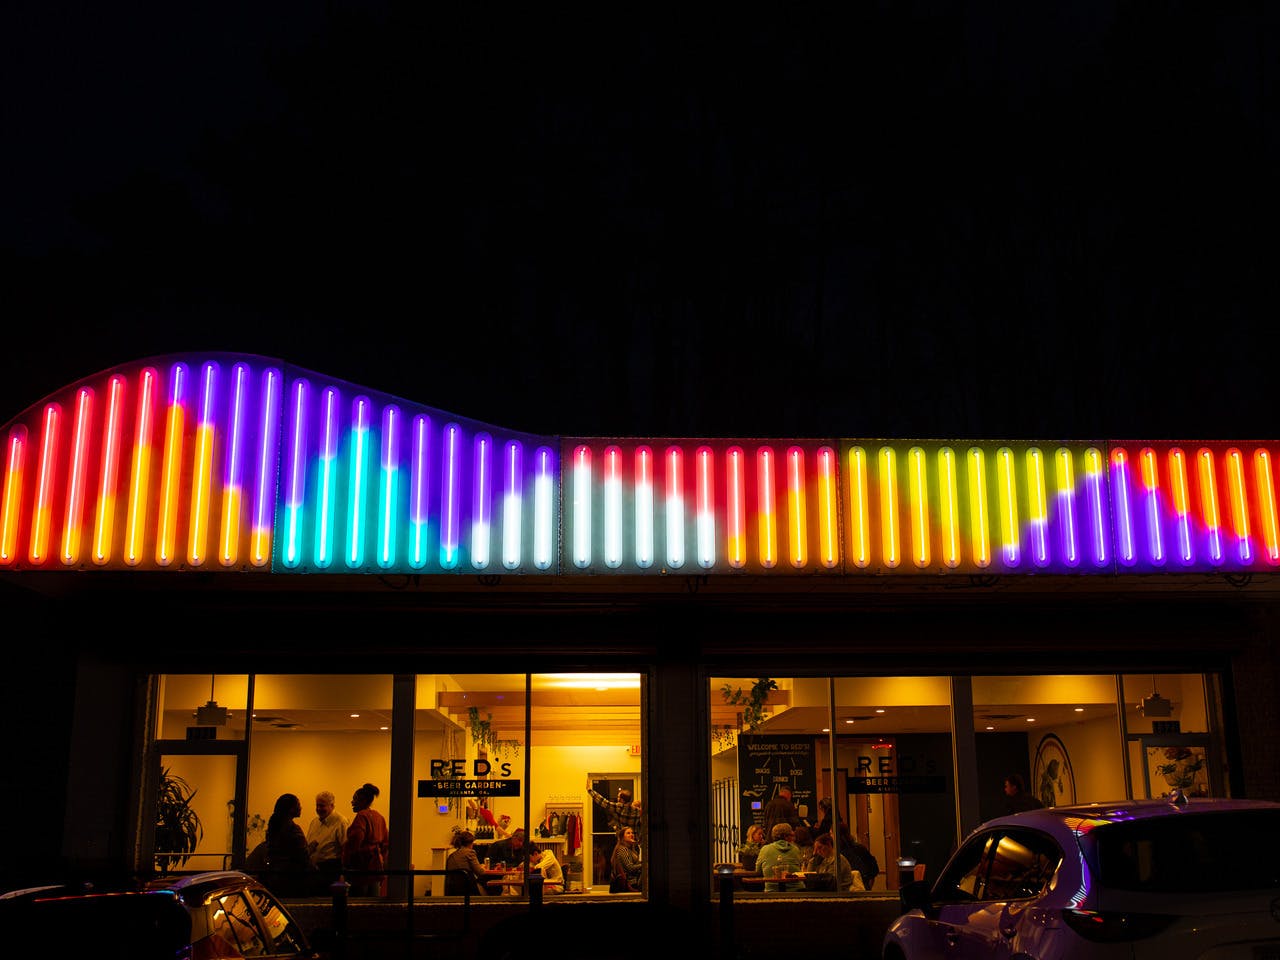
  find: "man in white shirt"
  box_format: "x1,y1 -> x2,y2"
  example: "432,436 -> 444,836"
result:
306,790 -> 348,885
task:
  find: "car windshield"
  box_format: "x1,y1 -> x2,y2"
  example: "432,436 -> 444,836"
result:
1094,809 -> 1280,893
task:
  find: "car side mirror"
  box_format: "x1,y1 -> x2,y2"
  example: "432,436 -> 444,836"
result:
899,879 -> 932,913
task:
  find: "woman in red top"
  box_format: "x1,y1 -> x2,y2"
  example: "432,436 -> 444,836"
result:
343,782 -> 389,896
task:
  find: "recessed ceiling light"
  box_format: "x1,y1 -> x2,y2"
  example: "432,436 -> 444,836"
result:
985,725 -> 995,730
350,713 -> 360,718
844,719 -> 855,724
596,686 -> 609,691
875,709 -> 885,714
380,726 -> 388,731
1026,717 -> 1036,722
822,728 -> 830,733
1074,707 -> 1084,712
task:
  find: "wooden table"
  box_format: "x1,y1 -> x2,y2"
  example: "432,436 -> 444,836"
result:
740,873 -> 805,891
712,866 -> 760,891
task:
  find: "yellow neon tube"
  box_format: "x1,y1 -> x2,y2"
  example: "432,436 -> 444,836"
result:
967,447 -> 990,568
878,446 -> 899,568
996,447 -> 1020,567
816,446 -> 837,569
847,447 -> 869,568
1254,449 -> 1280,564
938,447 -> 959,568
908,446 -> 930,568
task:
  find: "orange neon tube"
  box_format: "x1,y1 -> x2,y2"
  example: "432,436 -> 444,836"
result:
29,403 -> 62,565
0,426 -> 28,565
816,446 -> 837,568
1197,448 -> 1223,564
156,365 -> 188,567
1254,449 -> 1280,564
124,368 -> 158,566
757,447 -> 777,568
92,376 -> 126,565
726,446 -> 745,568
846,447 -> 870,567
187,363 -> 218,567
786,446 -> 807,568
60,387 -> 95,565
1225,448 -> 1251,563
1167,447 -> 1192,565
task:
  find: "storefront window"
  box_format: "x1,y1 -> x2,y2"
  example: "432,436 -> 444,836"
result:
711,675 -> 952,895
414,672 -> 642,899
1121,672 -> 1224,799
157,674 -> 249,741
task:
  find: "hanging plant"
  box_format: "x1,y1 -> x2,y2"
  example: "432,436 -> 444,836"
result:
720,678 -> 777,732
711,724 -> 737,751
467,707 -> 521,759
155,767 -> 204,872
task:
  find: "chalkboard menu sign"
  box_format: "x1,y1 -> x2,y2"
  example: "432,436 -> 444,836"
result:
737,735 -> 817,831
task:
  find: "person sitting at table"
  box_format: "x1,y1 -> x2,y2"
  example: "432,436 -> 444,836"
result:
444,829 -> 487,896
739,823 -> 766,870
609,826 -> 642,892
793,825 -> 815,865
486,827 -> 530,870
528,845 -> 565,893
756,822 -> 804,892
808,832 -> 861,891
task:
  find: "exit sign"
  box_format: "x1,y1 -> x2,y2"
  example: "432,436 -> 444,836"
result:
628,744 -> 642,756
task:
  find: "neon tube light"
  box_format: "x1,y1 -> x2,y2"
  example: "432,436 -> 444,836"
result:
1084,447 -> 1108,567
572,444 -> 592,568
695,446 -> 715,568
908,446 -> 929,569
156,364 -> 188,567
786,446 -> 806,568
664,446 -> 685,569
1139,447 -> 1165,566
0,426 -> 28,565
1225,448 -> 1251,564
726,446 -> 745,569
1110,448 -> 1136,567
61,387 -> 94,565
502,440 -> 522,570
250,367 -> 281,568
313,386 -> 340,569
345,396 -> 371,569
756,447 -> 777,568
603,445 -> 622,569
1026,448 -> 1048,568
187,361 -> 218,567
634,446 -> 653,569
409,414 -> 431,569
1055,448 -> 1079,568
219,363 -> 249,567
376,405 -> 400,569
1168,448 -> 1193,565
440,422 -> 461,569
29,403 -> 61,565
879,446 -> 899,568
470,432 -> 492,570
847,446 -> 870,568
938,447 -> 960,568
281,379 -> 310,569
1254,449 -> 1279,564
124,368 -> 157,566
996,447 -> 1020,568
817,446 -> 837,569
1197,447 -> 1223,565
92,376 -> 126,565
534,446 -> 553,570
967,447 -> 990,569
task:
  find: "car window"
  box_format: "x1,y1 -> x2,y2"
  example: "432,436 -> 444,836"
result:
249,887 -> 309,955
210,891 -> 269,957
935,832 -> 995,901
1095,809 -> 1280,893
982,829 -> 1062,901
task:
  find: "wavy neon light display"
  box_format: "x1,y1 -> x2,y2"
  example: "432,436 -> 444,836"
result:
5,353 -> 1280,578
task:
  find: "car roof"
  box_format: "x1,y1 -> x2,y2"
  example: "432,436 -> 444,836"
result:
142,870 -> 268,906
989,797 -> 1280,829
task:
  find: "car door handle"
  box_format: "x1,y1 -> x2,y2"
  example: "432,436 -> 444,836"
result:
945,931 -> 960,945
999,923 -> 1017,939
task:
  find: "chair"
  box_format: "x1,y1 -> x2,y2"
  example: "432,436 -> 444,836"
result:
609,871 -> 638,893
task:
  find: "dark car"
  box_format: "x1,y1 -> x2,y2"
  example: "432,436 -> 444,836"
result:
883,795 -> 1280,960
0,870 -> 322,959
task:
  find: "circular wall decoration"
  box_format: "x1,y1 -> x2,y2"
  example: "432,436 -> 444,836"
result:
1032,733 -> 1075,808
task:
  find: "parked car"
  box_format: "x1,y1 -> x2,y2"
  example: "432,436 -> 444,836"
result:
0,869 -> 323,959
883,794 -> 1280,960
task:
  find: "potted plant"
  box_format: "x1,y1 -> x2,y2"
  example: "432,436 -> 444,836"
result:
155,767 -> 203,872
737,838 -> 761,872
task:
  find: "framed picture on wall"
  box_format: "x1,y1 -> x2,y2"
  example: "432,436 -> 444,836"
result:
1031,734 -> 1075,808
1140,735 -> 1212,799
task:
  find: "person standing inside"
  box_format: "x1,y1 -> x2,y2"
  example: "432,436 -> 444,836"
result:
1003,774 -> 1043,814
586,778 -> 643,847
761,785 -> 802,838
306,790 -> 347,891
343,782 -> 389,896
265,793 -> 315,897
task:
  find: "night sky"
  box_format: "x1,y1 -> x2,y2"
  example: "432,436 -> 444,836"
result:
4,4 -> 1276,441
